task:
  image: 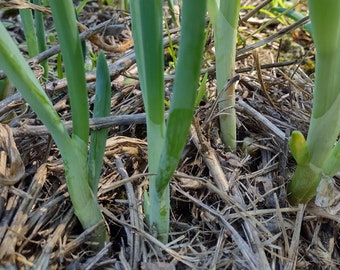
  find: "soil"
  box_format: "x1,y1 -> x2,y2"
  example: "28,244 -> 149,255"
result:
0,0 -> 339,269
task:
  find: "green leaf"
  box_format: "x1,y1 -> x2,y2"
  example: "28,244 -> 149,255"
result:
20,8 -> 38,57
288,163 -> 322,205
130,0 -> 166,241
88,51 -> 111,195
0,22 -> 69,149
48,0 -> 89,143
153,0 -> 207,242
195,72 -> 208,107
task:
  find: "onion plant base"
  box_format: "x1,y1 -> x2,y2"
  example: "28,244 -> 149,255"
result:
63,139 -> 109,249
148,184 -> 170,243
288,163 -> 322,205
131,0 -> 207,243
288,0 -> 340,206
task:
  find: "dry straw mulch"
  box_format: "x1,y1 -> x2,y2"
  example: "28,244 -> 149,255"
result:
0,1 -> 339,269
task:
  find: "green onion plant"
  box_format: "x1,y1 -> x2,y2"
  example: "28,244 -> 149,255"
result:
32,0 -> 48,80
288,0 -> 340,205
19,8 -> 38,57
130,0 -> 207,243
19,1 -> 48,79
0,0 -> 111,248
208,0 -> 240,150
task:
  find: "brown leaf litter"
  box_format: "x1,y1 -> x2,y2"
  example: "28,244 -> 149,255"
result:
0,1 -> 339,269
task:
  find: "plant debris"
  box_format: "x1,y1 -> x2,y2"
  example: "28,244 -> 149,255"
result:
0,1 -> 339,269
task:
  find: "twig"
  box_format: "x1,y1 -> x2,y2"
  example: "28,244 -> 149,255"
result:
0,19 -> 121,80
253,50 -> 275,107
235,97 -> 286,141
284,204 -> 305,270
114,156 -> 143,270
84,242 -> 113,270
241,0 -> 273,22
12,113 -> 148,137
237,16 -> 310,57
33,208 -> 74,270
190,122 -> 230,192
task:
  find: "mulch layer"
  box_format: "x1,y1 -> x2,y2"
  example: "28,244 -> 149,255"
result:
0,1 -> 339,269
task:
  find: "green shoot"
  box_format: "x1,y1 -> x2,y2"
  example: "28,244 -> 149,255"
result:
130,0 -> 207,243
19,8 -> 38,57
33,0 -> 48,80
0,0 -> 111,248
288,0 -> 340,205
208,0 -> 240,150
88,51 -> 111,195
56,53 -> 64,79
130,0 -> 166,239
48,1 -> 89,141
76,0 -> 89,13
165,18 -> 177,67
0,78 -> 12,100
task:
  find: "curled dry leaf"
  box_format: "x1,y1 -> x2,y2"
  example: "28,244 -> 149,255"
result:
0,124 -> 24,185
0,0 -> 50,13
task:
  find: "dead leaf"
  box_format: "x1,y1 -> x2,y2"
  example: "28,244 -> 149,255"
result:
0,124 -> 24,185
141,262 -> 176,270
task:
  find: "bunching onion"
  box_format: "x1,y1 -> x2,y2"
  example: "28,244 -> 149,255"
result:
1,0 -> 337,253
288,0 -> 340,205
208,0 -> 240,150
0,0 -> 111,248
130,0 -> 207,242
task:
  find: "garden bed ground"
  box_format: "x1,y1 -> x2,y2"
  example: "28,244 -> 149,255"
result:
0,1 -> 339,269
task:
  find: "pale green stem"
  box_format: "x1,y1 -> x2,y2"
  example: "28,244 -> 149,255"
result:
0,20 -> 108,248
130,0 -> 166,237
288,0 -> 340,204
48,0 -> 107,247
151,0 -> 207,243
208,0 -> 240,150
63,137 -> 108,248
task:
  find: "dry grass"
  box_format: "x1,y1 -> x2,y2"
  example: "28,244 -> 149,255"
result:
0,1 -> 339,269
